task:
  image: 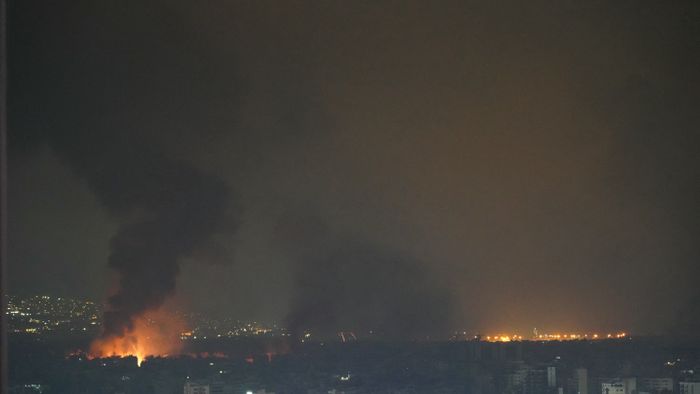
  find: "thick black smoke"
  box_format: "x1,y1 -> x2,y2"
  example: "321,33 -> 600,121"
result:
100,156 -> 228,337
8,0 -> 234,337
10,0 -> 700,337
14,130 -> 232,339
26,135 -> 230,338
276,213 -> 454,341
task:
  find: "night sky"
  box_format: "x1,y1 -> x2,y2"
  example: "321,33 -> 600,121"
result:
7,1 -> 700,337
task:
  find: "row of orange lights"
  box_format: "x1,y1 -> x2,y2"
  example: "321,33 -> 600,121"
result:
483,332 -> 627,342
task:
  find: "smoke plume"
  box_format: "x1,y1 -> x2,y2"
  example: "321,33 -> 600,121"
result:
9,0 -> 699,338
47,135 -> 231,338
8,0 -> 235,339
276,213 -> 454,341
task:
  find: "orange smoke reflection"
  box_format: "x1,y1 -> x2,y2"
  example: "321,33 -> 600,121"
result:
89,309 -> 185,366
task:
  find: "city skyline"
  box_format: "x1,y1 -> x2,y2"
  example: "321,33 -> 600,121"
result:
3,1 -> 700,393
4,293 -> 634,341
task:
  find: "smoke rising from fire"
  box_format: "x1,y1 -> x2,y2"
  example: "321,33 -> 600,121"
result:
11,93 -> 232,342
8,0 -> 235,341
277,213 -> 454,340
101,158 -> 229,337
8,0 -> 700,338
44,139 -> 230,341
14,131 -> 231,354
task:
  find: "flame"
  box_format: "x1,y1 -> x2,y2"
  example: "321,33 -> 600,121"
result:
89,309 -> 185,366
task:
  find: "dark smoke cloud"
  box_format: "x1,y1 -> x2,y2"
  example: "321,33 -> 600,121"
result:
8,0 -> 234,337
24,134 -> 231,339
276,213 -> 453,340
100,157 -> 229,336
8,0 -> 700,337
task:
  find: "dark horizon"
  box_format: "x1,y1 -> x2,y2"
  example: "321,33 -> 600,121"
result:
7,0 -> 700,339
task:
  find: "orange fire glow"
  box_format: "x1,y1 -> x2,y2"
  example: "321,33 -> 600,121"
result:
89,309 -> 185,366
482,331 -> 628,342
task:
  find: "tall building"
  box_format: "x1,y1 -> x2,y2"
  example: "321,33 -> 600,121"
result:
184,381 -> 211,394
504,363 -> 529,391
640,377 -> 673,393
466,340 -> 482,361
574,368 -> 588,394
548,366 -> 557,388
680,382 -> 700,394
526,367 -> 550,394
602,381 -> 626,394
184,380 -> 225,394
601,378 -> 636,394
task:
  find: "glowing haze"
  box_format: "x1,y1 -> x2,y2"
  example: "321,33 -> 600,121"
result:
8,0 -> 700,338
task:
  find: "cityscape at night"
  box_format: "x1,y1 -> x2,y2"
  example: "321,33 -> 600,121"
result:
4,295 -> 285,339
2,0 -> 699,393
5,295 -> 634,345
5,294 -> 700,393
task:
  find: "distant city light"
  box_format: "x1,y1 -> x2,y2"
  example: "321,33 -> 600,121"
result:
479,331 -> 628,342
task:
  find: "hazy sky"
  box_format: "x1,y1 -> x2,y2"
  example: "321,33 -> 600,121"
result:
8,0 -> 700,336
